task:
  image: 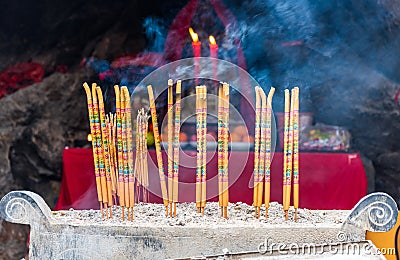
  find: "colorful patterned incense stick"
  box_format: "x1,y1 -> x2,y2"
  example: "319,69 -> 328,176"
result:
147,85 -> 169,215
257,88 -> 267,219
195,86 -> 202,213
92,84 -> 109,217
83,83 -> 103,215
283,89 -> 290,220
96,86 -> 113,218
222,83 -> 229,219
200,86 -> 207,215
114,85 -> 125,220
167,79 -> 174,217
121,87 -> 131,220
173,80 -> 182,217
293,87 -> 300,221
106,114 -> 117,205
284,89 -> 294,220
253,86 -> 261,218
218,84 -> 224,216
112,113 -> 118,204
264,87 -> 275,219
122,87 -> 135,221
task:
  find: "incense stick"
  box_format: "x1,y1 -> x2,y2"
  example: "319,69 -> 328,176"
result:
218,84 -> 224,216
83,83 -> 103,215
257,88 -> 267,219
121,87 -> 131,220
293,87 -> 300,221
114,85 -> 125,220
96,86 -> 113,218
283,89 -> 293,220
200,86 -> 207,215
167,79 -> 174,217
173,80 -> 182,217
222,83 -> 229,219
122,87 -> 135,221
147,85 -> 169,215
253,86 -> 261,218
195,86 -> 202,213
92,84 -> 109,217
264,87 -> 275,219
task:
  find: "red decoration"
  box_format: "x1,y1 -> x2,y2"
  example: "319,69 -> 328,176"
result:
56,148 -> 367,210
0,62 -> 44,99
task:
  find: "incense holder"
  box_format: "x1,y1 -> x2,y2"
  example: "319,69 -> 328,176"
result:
0,191 -> 395,259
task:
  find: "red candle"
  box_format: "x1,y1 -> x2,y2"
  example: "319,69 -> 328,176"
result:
189,27 -> 201,84
209,35 -> 218,58
209,35 -> 218,86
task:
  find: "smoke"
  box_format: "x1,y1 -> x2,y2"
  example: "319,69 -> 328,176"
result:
143,17 -> 168,53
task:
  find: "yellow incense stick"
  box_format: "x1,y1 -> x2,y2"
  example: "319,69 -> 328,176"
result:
120,87 -> 130,215
201,86 -> 207,214
222,83 -> 229,219
96,87 -> 113,215
173,80 -> 182,217
285,90 -> 295,219
217,84 -> 224,214
264,87 -> 275,218
283,89 -> 290,219
293,87 -> 300,221
83,83 -> 103,212
256,88 -> 267,218
106,114 -> 117,200
147,85 -> 169,214
195,86 -> 202,212
114,85 -> 125,220
92,84 -> 109,212
167,79 -> 174,217
122,87 -> 135,219
253,86 -> 261,217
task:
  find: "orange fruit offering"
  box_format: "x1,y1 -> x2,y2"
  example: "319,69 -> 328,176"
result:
233,125 -> 248,137
242,135 -> 255,143
230,132 -> 242,142
179,132 -> 188,142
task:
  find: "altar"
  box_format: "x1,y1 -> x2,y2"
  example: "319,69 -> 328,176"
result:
55,148 -> 367,211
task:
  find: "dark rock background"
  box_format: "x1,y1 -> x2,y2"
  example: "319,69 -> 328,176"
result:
1,0 -> 400,258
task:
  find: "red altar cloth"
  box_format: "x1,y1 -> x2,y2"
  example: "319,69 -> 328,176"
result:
55,148 -> 367,210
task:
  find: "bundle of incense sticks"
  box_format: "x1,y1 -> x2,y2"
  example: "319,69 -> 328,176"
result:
253,86 -> 275,219
196,85 -> 207,215
83,83 -> 104,216
172,80 -> 182,217
218,82 -> 229,218
147,85 -> 169,216
134,108 -> 150,203
283,87 -> 300,221
84,84 -> 137,220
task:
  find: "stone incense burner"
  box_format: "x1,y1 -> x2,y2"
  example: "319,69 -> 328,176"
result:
0,191 -> 397,259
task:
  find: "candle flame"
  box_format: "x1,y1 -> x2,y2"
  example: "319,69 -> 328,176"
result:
87,133 -> 92,142
189,27 -> 199,42
209,35 -> 216,45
